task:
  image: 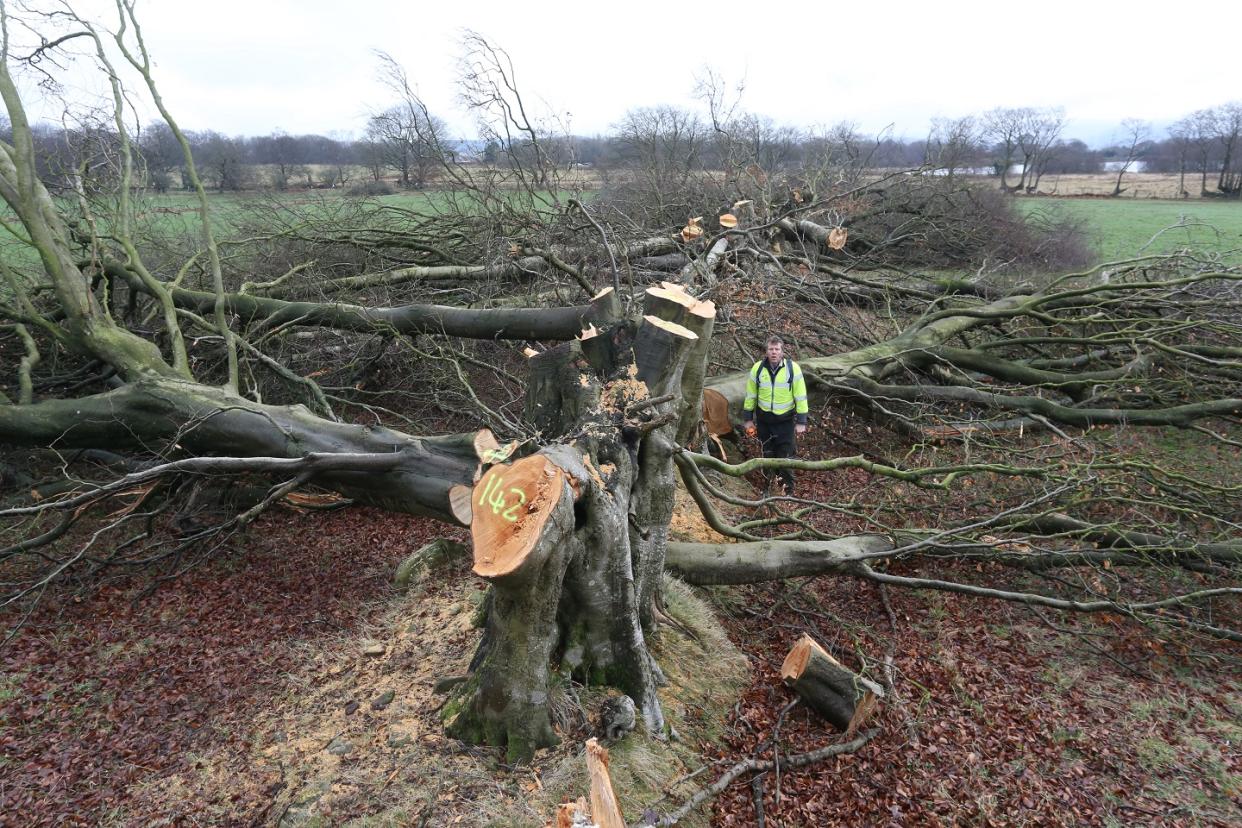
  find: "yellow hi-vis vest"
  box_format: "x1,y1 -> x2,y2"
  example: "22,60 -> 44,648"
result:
743,358 -> 809,422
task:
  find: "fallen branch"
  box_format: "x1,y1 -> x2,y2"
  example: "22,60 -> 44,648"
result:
652,729 -> 879,825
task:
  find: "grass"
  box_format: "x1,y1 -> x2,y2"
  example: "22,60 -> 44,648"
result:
1015,197 -> 1242,262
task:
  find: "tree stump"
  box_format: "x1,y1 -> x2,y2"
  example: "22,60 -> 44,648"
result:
781,634 -> 883,732
443,455 -> 578,760
443,289 -> 715,761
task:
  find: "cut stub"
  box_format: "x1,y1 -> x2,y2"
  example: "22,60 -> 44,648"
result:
701,387 -> 733,438
781,634 -> 884,733
471,454 -> 569,579
447,453 -> 578,762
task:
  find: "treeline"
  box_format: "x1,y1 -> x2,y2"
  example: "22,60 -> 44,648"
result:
9,100 -> 1241,197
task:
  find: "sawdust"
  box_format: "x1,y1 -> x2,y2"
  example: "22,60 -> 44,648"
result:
130,476 -> 747,826
669,485 -> 736,544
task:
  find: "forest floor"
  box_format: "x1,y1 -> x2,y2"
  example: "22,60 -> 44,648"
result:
1,426 -> 1239,827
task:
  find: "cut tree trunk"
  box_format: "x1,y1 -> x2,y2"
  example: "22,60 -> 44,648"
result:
444,455 -> 579,761
781,634 -> 883,733
442,288 -> 715,760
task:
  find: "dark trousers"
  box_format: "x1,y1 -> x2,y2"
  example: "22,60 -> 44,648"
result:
756,413 -> 796,494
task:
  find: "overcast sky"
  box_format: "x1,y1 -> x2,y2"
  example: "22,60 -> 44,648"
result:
15,0 -> 1242,147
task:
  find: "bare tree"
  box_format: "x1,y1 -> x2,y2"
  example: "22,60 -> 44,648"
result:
1017,107 -> 1066,192
1184,108 -> 1218,196
1109,118 -> 1150,196
1211,101 -> 1242,196
136,120 -> 180,191
365,105 -> 444,190
983,107 -> 1065,193
190,130 -> 247,192
613,105 -> 708,214
927,115 -> 981,178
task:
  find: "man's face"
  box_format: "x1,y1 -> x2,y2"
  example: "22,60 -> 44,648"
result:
766,341 -> 783,364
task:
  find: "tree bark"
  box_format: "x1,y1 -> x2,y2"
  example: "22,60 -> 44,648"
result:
781,634 -> 883,732
666,536 -> 890,584
124,272 -> 622,341
442,290 -> 713,760
0,379 -> 478,522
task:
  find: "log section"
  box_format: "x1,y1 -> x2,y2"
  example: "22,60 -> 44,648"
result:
781,634 -> 884,733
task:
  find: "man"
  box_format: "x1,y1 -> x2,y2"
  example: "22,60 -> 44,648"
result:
742,336 -> 809,496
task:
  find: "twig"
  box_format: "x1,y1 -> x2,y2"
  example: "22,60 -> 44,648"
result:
751,771 -> 767,827
655,728 -> 878,825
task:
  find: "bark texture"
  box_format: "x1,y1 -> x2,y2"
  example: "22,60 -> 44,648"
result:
444,288 -> 714,759
781,634 -> 884,732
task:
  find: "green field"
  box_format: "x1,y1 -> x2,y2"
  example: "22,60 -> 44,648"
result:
1016,197 -> 1242,263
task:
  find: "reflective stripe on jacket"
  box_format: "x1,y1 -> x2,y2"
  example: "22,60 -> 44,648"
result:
743,359 -> 809,424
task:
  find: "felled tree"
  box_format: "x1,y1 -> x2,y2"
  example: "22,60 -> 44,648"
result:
2,1 -> 1240,768
443,287 -> 714,756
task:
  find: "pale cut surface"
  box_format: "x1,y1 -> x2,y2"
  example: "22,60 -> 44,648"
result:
471,454 -> 565,578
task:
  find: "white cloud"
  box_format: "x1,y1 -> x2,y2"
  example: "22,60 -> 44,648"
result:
11,0 -> 1242,145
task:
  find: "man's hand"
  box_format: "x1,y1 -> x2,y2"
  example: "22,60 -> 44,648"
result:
795,424 -> 808,435
744,421 -> 757,437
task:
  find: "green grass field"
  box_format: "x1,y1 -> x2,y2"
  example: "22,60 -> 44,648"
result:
1016,198 -> 1242,263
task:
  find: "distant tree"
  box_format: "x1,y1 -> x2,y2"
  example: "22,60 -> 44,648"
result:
192,131 -> 248,192
1211,102 -> 1242,196
1050,139 -> 1098,175
312,133 -> 352,188
982,107 -> 1065,193
613,105 -> 707,207
1165,120 -> 1192,196
733,115 -> 802,174
137,121 -> 181,192
366,105 -> 447,189
255,130 -> 306,190
1181,109 -> 1218,196
355,135 -> 385,182
802,121 -> 872,186
982,107 -> 1026,192
1110,118 -> 1151,197
1017,108 -> 1065,193
926,116 -> 981,178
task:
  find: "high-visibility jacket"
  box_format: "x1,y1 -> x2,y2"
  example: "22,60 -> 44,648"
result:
743,358 -> 809,424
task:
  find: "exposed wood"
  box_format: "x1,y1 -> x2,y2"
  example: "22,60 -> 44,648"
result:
448,484 -> 474,525
634,315 -> 697,394
553,797 -> 591,828
673,298 -> 717,445
470,454 -> 569,579
701,388 -> 733,437
781,634 -> 884,733
445,478 -> 578,760
585,738 -> 626,828
643,283 -> 699,322
579,330 -> 616,377
472,429 -> 500,461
